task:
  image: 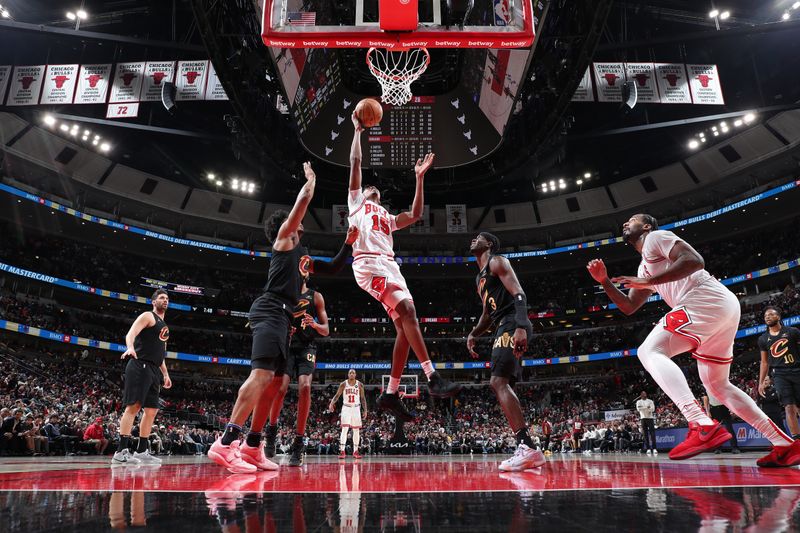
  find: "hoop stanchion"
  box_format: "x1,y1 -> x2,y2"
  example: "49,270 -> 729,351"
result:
366,47 -> 431,106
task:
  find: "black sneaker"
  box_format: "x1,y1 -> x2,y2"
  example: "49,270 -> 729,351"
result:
264,426 -> 278,458
376,393 -> 414,422
289,438 -> 305,467
427,372 -> 462,398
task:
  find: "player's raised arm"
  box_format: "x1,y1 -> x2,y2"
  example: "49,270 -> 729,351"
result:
587,259 -> 653,316
329,381 -> 346,412
121,312 -> 156,359
396,153 -> 434,230
349,112 -> 364,192
276,162 -> 316,249
310,226 -> 358,275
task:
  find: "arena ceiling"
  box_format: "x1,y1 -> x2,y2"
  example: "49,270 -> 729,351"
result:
0,0 -> 799,208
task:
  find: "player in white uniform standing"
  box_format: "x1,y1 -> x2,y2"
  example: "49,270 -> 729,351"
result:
329,369 -> 367,459
348,114 -> 460,421
588,214 -> 800,466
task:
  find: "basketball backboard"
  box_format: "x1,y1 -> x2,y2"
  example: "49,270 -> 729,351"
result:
261,0 -> 535,49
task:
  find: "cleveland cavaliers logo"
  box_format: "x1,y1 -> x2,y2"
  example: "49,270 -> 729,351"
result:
299,255 -> 312,276
159,326 -> 170,342
771,338 -> 790,358
293,299 -> 310,318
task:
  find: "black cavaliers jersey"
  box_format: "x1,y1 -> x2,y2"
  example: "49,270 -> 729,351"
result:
476,255 -> 515,325
758,326 -> 800,372
133,311 -> 169,366
250,245 -> 310,319
292,289 -> 318,346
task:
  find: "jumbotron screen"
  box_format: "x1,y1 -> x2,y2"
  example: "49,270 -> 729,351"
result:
270,46 -> 532,168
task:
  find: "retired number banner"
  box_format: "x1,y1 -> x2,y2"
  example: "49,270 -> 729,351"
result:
446,204 -> 468,233
332,204 -> 349,233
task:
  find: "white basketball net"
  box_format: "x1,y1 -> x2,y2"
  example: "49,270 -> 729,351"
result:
366,47 -> 430,106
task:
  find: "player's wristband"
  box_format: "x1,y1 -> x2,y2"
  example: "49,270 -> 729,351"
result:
513,293 -> 532,328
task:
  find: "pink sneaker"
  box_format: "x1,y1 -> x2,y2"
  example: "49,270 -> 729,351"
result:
208,438 -> 257,474
240,442 -> 279,471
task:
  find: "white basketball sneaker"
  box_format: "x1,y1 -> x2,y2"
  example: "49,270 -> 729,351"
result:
133,450 -> 162,465
498,444 -> 546,472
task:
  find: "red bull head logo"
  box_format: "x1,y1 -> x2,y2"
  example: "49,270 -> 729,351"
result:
633,73 -> 649,87
603,73 -> 620,86
184,71 -> 200,84
664,73 -> 680,87
52,75 -> 69,89
20,76 -> 35,90
120,72 -> 137,86
697,74 -> 712,88
87,74 -> 103,88
151,71 -> 167,85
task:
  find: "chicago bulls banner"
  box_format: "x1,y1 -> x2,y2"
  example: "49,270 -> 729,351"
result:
446,204 -> 468,233
687,64 -> 724,105
571,67 -> 594,102
206,63 -> 229,101
624,63 -> 660,103
109,62 -> 145,103
409,205 -> 431,234
0,66 -> 11,105
331,204 -> 349,233
175,60 -> 209,101
74,64 -> 112,104
592,63 -> 625,102
6,65 -> 46,106
40,64 -> 80,105
655,63 -> 692,104
141,61 -> 176,101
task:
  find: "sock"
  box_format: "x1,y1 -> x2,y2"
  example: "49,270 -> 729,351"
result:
136,437 -> 148,453
266,424 -> 278,438
221,423 -> 242,446
246,431 -> 262,447
387,377 -> 401,394
340,427 -> 349,447
117,435 -> 131,453
515,428 -> 535,449
421,360 -> 435,379
352,429 -> 360,450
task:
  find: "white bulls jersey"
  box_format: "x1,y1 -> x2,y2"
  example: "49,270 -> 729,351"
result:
348,189 -> 398,258
343,380 -> 362,408
637,230 -> 717,309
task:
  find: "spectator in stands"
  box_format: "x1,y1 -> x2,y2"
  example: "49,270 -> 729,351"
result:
83,417 -> 109,455
1,408 -> 24,455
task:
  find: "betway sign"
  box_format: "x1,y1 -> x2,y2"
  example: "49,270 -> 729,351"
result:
262,35 -> 533,49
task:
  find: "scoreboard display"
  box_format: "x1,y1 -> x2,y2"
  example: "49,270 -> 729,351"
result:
365,97 -> 434,167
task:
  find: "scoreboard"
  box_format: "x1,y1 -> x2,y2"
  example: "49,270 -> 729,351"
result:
366,97 -> 434,167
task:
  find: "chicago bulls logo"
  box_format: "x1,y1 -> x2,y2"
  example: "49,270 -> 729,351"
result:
663,307 -> 700,347
633,73 -> 649,87
121,72 -> 137,86
159,326 -> 170,342
20,76 -> 35,90
664,74 -> 680,87
53,75 -> 69,89
371,276 -> 387,295
184,71 -> 200,84
87,74 -> 103,88
151,72 -> 167,85
603,73 -> 619,86
696,74 -> 712,88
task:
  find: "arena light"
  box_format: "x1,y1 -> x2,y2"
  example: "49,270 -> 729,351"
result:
99,142 -> 110,152
231,178 -> 240,191
711,126 -> 718,132
1,9 -> 9,18
576,179 -> 583,186
688,140 -> 699,149
43,115 -> 56,126
59,124 -> 69,132
215,180 -> 222,187
744,113 -> 756,123
248,183 -> 256,193
66,11 -> 76,20
700,137 -> 707,143
782,12 -> 791,20
709,9 -> 719,18
583,172 -> 591,179
558,182 -> 566,190
794,2 -> 800,9
76,9 -> 88,19
549,180 -> 555,188
713,131 -> 719,136
734,119 -> 743,127
719,10 -> 730,20
207,173 -> 216,181
92,139 -> 98,146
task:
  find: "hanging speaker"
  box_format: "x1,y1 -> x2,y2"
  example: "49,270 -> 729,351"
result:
161,81 -> 177,112
622,80 -> 638,110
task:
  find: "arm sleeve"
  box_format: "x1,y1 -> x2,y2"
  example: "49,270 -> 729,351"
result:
644,230 -> 683,261
311,241 -> 353,275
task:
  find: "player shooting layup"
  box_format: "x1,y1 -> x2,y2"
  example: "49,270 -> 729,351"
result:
348,113 -> 460,421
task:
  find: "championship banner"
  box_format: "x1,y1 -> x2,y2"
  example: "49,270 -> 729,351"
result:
332,204 -> 349,233
624,63 -> 660,103
175,60 -> 209,101
40,64 -> 79,105
6,65 -> 46,106
687,64 -> 724,105
0,66 -> 11,104
592,62 -> 625,102
571,67 -> 594,102
409,205 -> 431,234
205,63 -> 229,101
140,61 -> 176,102
446,204 -> 468,233
655,63 -> 692,104
109,62 -> 145,103
74,64 -> 112,104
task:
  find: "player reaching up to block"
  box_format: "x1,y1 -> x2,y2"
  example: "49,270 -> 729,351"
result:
467,232 -> 545,472
348,113 -> 460,421
587,214 -> 800,466
329,369 -> 367,459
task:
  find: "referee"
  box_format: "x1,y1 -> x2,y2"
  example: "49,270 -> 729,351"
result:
758,306 -> 800,439
636,391 -> 657,455
112,289 -> 172,465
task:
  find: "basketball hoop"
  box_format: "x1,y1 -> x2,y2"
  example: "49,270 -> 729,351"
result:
366,47 -> 430,106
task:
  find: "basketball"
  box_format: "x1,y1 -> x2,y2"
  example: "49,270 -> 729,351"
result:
355,98 -> 383,128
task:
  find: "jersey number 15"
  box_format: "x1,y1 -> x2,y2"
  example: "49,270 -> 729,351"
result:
371,215 -> 390,235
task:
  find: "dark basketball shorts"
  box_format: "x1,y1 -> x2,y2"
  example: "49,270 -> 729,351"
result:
709,404 -> 731,421
250,298 -> 292,372
286,344 -> 317,378
490,318 -> 531,386
122,358 -> 162,409
773,371 -> 800,406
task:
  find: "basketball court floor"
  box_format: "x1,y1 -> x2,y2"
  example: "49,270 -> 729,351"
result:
2,453 -> 800,530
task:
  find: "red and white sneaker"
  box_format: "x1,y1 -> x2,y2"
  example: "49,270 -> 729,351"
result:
668,421 -> 732,460
353,450 -> 363,459
757,440 -> 800,468
338,450 -> 346,460
208,438 -> 258,474
240,441 -> 279,471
